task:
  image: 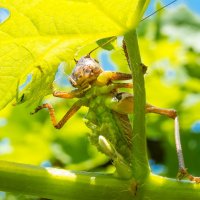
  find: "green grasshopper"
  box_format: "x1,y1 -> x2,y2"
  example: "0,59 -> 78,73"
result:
31,43 -> 200,181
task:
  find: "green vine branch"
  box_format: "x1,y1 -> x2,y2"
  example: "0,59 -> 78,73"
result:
124,29 -> 150,181
0,160 -> 134,200
1,160 -> 200,199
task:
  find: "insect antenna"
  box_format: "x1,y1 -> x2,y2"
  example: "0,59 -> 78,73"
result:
88,0 -> 177,56
87,36 -> 117,56
141,0 -> 177,22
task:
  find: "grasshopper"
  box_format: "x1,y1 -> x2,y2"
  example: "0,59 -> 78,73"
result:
31,1 -> 200,181
31,42 -> 199,181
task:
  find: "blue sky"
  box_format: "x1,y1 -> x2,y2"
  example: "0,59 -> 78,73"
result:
146,0 -> 200,15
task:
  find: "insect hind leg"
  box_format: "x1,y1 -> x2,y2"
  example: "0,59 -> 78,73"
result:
146,105 -> 200,183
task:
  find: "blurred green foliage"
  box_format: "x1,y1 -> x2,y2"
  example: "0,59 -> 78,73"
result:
137,5 -> 200,177
0,5 -> 200,199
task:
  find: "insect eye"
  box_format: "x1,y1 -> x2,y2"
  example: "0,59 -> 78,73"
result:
84,69 -> 91,74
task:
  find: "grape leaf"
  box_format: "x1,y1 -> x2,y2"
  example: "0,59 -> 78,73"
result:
0,0 -> 149,109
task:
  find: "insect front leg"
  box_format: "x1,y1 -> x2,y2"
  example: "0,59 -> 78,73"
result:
53,88 -> 88,99
31,100 -> 83,129
96,71 -> 132,86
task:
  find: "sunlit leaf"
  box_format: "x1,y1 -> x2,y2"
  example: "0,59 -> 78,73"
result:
0,0 -> 149,110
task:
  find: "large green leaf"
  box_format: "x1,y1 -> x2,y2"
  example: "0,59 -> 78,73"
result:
0,0 -> 149,110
